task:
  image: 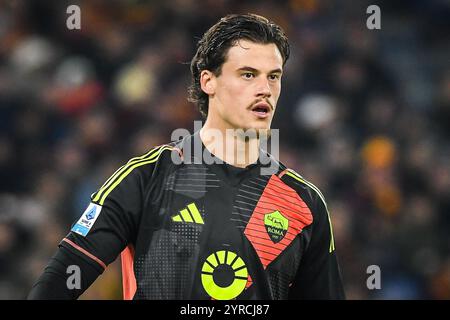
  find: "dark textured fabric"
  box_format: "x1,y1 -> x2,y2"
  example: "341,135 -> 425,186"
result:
30,132 -> 345,300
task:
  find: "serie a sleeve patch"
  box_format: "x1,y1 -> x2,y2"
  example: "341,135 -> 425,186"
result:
71,202 -> 102,237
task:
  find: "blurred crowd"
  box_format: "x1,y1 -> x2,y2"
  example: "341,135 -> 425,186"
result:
0,0 -> 449,299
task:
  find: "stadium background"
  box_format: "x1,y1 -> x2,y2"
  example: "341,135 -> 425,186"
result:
0,0 -> 449,299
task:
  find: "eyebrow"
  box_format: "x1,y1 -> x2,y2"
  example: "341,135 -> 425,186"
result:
237,66 -> 283,74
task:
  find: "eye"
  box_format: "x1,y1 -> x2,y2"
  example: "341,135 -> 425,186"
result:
268,74 -> 281,81
241,72 -> 254,79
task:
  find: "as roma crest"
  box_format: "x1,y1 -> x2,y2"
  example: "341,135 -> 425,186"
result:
264,210 -> 288,243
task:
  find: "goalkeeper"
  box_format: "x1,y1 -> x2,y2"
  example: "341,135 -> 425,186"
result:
28,13 -> 345,300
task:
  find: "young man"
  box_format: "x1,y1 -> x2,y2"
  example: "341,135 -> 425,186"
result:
29,14 -> 345,300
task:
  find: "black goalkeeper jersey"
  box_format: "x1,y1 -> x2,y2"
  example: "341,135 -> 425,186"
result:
61,131 -> 345,300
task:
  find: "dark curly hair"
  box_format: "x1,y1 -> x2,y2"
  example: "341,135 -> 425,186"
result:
188,13 -> 290,118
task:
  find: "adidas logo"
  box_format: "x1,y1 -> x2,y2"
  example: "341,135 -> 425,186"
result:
172,203 -> 204,224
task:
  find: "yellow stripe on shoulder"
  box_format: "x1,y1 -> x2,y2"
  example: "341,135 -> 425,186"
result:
284,169 -> 327,203
282,168 -> 336,253
92,145 -> 166,200
92,145 -> 174,205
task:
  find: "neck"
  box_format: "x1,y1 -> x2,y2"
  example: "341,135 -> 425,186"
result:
200,120 -> 260,168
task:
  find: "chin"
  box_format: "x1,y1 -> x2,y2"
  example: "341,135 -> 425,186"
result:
239,126 -> 272,139
229,118 -> 272,135
250,121 -> 271,131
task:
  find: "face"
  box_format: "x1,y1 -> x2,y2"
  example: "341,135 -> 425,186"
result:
202,40 -> 284,134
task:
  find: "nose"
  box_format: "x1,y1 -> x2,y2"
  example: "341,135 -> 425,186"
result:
256,77 -> 271,98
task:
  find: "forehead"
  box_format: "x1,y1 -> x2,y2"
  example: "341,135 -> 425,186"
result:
223,39 -> 283,71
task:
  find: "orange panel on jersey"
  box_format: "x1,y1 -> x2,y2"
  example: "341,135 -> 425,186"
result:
244,174 -> 313,269
121,245 -> 137,300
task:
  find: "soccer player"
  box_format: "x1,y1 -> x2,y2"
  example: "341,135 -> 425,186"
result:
28,13 -> 345,300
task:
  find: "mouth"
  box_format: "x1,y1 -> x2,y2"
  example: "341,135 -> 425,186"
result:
250,102 -> 271,119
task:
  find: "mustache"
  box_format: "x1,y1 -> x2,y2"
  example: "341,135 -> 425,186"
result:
249,99 -> 275,111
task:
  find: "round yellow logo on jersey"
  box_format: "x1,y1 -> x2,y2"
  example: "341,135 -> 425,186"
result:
201,250 -> 248,300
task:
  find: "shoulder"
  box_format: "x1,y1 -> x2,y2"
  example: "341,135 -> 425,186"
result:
111,143 -> 182,177
277,168 -> 329,210
278,167 -> 336,252
260,151 -> 328,207
90,143 -> 181,205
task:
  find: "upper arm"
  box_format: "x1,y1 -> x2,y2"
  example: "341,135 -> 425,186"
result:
288,189 -> 345,299
61,156 -> 156,271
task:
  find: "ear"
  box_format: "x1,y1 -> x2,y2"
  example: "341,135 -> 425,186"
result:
200,70 -> 216,95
